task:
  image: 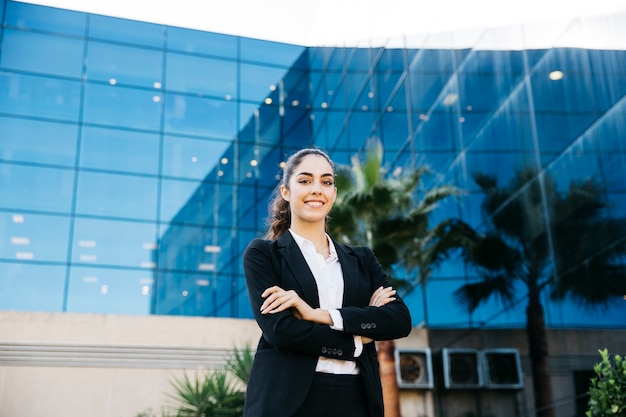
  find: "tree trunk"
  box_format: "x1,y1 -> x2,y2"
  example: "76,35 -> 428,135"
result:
526,292 -> 555,417
378,340 -> 401,417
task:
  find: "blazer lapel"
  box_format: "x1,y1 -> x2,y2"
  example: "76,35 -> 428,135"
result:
277,232 -> 321,308
333,239 -> 361,307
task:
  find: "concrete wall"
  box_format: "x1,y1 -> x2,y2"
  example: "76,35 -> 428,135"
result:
0,311 -> 432,417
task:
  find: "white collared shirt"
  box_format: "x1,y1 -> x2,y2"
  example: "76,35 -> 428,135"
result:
289,229 -> 361,375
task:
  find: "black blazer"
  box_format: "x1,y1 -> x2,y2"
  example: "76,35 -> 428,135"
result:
242,232 -> 412,417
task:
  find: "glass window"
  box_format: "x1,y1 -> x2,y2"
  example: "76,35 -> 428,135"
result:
75,171 -> 158,220
166,52 -> 237,98
0,71 -> 81,121
86,41 -> 163,89
0,116 -> 78,166
0,262 -> 66,312
167,27 -> 237,58
0,212 -> 72,263
66,266 -> 153,315
162,136 -> 231,180
83,83 -> 162,130
240,62 -> 290,103
163,93 -> 236,139
0,163 -> 74,213
1,29 -> 84,78
240,37 -> 304,67
156,223 -> 226,273
71,218 -> 158,268
5,1 -> 86,36
159,178 -> 204,224
80,126 -> 159,175
89,15 -> 164,48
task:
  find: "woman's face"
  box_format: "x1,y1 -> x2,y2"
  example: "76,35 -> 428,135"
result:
281,154 -> 337,227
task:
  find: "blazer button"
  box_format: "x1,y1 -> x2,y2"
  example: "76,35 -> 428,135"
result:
338,349 -> 343,356
366,323 -> 372,329
321,347 -> 327,354
372,323 -> 377,328
332,348 -> 337,355
361,323 -> 367,329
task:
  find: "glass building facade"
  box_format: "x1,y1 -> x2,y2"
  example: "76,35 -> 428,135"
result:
1,0 -> 625,328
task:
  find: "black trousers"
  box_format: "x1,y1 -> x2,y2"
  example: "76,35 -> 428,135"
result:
292,372 -> 370,417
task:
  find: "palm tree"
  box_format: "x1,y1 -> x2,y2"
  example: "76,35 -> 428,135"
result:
329,136 -> 472,417
455,167 -> 626,417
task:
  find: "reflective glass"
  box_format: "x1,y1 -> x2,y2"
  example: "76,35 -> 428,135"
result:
0,262 -> 66,312
89,15 -> 164,48
80,126 -> 159,175
67,266 -> 153,314
156,223 -> 226,273
163,93 -> 236,138
240,37 -> 304,67
162,136 -> 231,180
167,26 -> 237,58
0,163 -> 74,213
75,171 -> 158,220
1,29 -> 84,78
240,62 -> 290,103
166,52 -> 237,98
0,212 -> 72,263
71,218 -> 157,268
0,116 -> 78,166
159,178 -> 203,224
86,41 -> 163,89
5,1 -> 86,35
83,83 -> 163,130
0,71 -> 81,121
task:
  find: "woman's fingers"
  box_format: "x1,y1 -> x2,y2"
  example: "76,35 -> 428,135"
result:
260,288 -> 300,314
369,286 -> 396,307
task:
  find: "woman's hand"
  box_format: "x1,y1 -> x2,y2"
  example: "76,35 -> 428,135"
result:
369,286 -> 396,307
260,286 -> 333,325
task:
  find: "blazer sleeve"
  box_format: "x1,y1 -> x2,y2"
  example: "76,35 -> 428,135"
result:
243,238 -> 358,361
339,246 -> 413,341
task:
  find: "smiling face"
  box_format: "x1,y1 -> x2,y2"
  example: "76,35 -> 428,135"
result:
280,154 -> 337,231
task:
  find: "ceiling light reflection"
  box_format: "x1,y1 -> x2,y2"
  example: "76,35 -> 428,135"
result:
12,214 -> 25,223
11,237 -> 30,245
16,252 -> 34,260
549,70 -> 564,80
198,263 -> 216,271
204,245 -> 222,253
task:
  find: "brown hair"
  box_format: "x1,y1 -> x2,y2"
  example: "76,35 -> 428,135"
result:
265,148 -> 335,240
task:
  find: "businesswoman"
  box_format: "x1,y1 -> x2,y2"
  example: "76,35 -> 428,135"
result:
243,148 -> 412,417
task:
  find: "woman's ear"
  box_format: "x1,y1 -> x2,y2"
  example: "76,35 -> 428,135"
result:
280,184 -> 290,202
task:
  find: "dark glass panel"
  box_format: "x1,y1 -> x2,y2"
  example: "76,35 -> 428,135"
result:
166,52 -> 237,98
0,212 -> 71,263
89,15 -> 164,48
5,1 -> 86,35
80,126 -> 160,175
0,163 -> 74,213
1,29 -> 84,78
66,266 -> 153,314
0,262 -> 66,312
156,223 -> 226,273
83,83 -> 163,130
71,217 -> 157,268
86,41 -> 163,88
0,116 -> 77,166
0,71 -> 81,121
380,110 -> 409,151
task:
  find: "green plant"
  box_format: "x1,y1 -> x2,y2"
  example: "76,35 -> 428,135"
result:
225,343 -> 254,386
169,369 -> 245,417
587,348 -> 626,417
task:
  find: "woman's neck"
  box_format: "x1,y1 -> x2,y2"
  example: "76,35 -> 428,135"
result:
290,222 -> 329,254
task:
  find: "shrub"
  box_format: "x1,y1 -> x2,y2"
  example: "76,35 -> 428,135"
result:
586,348 -> 626,417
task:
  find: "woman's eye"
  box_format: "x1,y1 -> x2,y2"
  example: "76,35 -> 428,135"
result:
298,179 -> 310,184
323,181 -> 334,186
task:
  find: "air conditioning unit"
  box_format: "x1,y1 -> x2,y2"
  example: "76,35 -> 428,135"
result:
482,348 -> 524,389
395,348 -> 433,389
442,348 -> 482,389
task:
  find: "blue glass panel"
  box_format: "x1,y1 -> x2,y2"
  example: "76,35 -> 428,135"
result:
163,93 -> 236,138
80,126 -> 159,175
380,111 -> 409,151
5,1 -> 86,36
152,270 -> 215,316
0,163 -> 74,213
71,218 -> 157,268
408,73 -> 449,111
240,37 -> 304,67
159,178 -> 203,224
162,136 -> 231,180
166,27 -> 237,58
1,30 -> 84,78
0,262 -> 66,312
156,223 -> 226,273
0,212 -> 71,263
0,116 -> 77,166
89,15 -> 164,48
86,41 -> 163,88
66,266 -> 153,314
83,83 -> 162,130
240,62 -> 290,103
166,52 -> 237,98
75,171 -> 158,220
0,71 -> 81,121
